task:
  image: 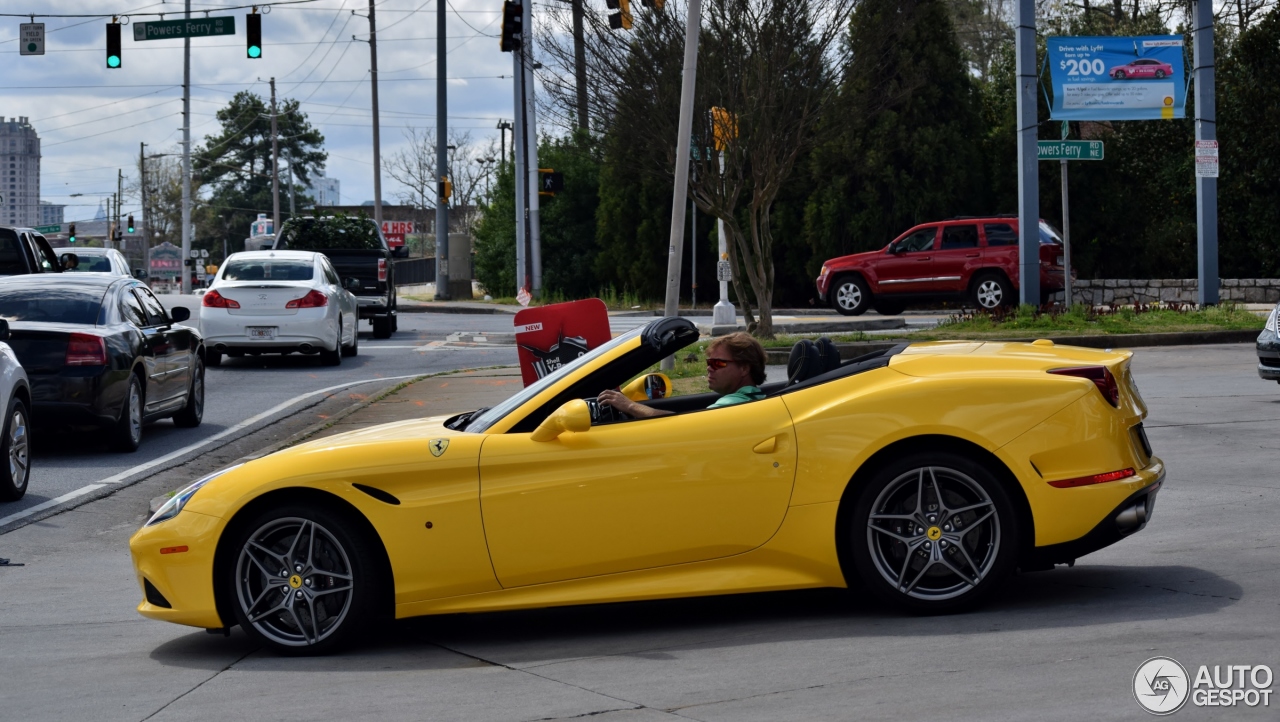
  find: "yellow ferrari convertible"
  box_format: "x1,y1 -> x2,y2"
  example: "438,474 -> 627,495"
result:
130,317 -> 1164,654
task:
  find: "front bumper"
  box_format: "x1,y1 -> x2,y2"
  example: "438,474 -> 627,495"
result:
130,509 -> 226,629
1257,331 -> 1279,381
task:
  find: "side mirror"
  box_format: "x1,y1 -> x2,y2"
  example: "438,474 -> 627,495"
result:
621,372 -> 672,401
133,268 -> 146,278
0,319 -> 9,342
170,306 -> 191,323
530,399 -> 592,442
344,277 -> 362,292
886,245 -> 900,255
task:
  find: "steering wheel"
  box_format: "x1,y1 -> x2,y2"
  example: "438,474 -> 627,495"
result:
585,397 -> 630,425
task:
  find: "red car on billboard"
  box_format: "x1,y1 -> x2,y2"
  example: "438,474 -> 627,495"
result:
814,216 -> 1069,315
1108,58 -> 1174,80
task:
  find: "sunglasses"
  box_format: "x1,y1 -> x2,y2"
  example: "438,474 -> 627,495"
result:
706,357 -> 733,370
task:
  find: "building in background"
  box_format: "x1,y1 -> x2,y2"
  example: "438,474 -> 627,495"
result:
305,170 -> 340,206
39,200 -> 64,227
1,117 -> 40,227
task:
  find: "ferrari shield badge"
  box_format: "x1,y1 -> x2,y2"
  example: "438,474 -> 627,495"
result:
429,438 -> 449,457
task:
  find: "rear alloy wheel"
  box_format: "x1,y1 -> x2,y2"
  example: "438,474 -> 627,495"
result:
0,396 -> 30,501
111,375 -> 144,453
850,452 -> 1018,612
831,276 -> 871,316
1154,69 -> 1165,79
229,506 -> 381,655
173,357 -> 205,428
320,322 -> 343,366
971,273 -> 1012,311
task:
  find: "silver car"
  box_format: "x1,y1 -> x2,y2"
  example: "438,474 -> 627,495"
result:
0,319 -> 31,501
51,246 -> 133,276
200,250 -> 360,367
1258,303 -> 1279,382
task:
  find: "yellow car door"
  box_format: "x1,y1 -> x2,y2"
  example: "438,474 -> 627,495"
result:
479,397 -> 798,588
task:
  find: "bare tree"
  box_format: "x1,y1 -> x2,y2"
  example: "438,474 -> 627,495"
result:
387,128 -> 497,239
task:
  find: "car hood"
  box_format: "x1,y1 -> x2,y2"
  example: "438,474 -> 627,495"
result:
826,248 -> 886,268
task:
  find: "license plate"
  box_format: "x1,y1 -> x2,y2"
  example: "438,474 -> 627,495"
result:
247,327 -> 277,340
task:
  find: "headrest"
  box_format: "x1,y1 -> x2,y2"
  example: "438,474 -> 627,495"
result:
816,337 -> 841,373
787,339 -> 820,386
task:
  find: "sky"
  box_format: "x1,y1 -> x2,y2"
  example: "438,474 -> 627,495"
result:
0,0 -> 550,227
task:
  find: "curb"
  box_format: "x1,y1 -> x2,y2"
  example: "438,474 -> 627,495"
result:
396,304 -> 516,315
763,328 -> 1261,364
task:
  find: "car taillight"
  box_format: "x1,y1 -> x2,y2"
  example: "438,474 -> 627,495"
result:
1048,467 -> 1136,488
66,333 -> 107,366
202,290 -> 240,309
377,258 -> 387,283
286,290 -> 329,309
1049,366 -> 1120,407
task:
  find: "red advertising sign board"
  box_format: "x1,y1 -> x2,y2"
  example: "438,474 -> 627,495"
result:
513,299 -> 612,387
381,220 -> 413,249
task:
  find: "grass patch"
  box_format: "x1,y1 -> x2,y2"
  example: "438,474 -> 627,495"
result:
919,302 -> 1264,339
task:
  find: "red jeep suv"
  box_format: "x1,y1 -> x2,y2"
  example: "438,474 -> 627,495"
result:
815,216 -> 1068,315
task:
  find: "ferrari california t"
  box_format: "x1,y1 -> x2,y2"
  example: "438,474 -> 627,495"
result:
131,317 -> 1163,654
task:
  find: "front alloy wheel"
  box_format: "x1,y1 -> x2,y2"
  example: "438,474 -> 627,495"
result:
851,454 -> 1017,612
831,277 -> 870,316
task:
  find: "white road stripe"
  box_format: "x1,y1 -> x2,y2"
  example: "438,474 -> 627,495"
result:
0,374 -> 423,530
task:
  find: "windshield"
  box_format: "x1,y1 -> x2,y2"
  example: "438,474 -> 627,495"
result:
464,325 -> 644,432
223,258 -> 314,281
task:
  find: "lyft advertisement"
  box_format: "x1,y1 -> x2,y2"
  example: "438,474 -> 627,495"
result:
513,298 -> 612,387
1048,36 -> 1186,121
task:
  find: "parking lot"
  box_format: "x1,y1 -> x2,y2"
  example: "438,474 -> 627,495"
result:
0,342 -> 1274,720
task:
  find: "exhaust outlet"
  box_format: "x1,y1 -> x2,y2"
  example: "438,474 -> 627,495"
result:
298,344 -> 316,354
1115,498 -> 1149,531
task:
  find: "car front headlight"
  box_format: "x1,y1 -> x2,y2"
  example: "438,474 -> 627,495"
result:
1267,306 -> 1278,334
145,464 -> 242,527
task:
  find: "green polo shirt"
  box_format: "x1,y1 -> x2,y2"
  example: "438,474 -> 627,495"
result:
707,385 -> 766,409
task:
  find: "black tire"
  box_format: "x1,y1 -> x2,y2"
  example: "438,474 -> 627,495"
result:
1114,70 -> 1126,79
874,300 -> 907,316
320,322 -> 342,366
227,504 -> 383,655
372,314 -> 393,339
970,272 -> 1013,311
1154,69 -> 1165,79
342,324 -> 359,357
830,276 -> 871,316
173,357 -> 204,428
111,375 -> 144,453
206,350 -> 223,368
848,451 -> 1019,613
0,395 -> 31,501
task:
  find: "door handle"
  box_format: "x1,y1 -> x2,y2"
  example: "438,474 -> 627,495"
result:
916,256 -> 931,261
753,437 -> 777,454
965,253 -> 980,258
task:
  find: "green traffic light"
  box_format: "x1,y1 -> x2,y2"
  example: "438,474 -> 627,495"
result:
248,45 -> 262,58
107,55 -> 121,68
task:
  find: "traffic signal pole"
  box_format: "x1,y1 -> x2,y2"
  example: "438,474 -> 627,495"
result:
513,41 -> 528,298
270,78 -> 280,235
1014,0 -> 1039,306
181,0 -> 192,294
661,0 -> 704,368
524,0 -> 542,300
434,0 -> 451,300
367,0 -> 385,232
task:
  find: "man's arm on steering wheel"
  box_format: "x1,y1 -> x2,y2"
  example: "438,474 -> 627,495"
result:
597,389 -> 673,419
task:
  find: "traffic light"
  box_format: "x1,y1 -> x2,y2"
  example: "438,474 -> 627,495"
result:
246,12 -> 262,59
68,223 -> 76,243
126,214 -> 135,233
607,0 -> 633,30
440,176 -> 453,203
106,22 -> 121,68
500,1 -> 523,52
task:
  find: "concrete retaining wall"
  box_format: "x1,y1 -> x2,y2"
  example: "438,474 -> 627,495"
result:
1049,279 -> 1280,306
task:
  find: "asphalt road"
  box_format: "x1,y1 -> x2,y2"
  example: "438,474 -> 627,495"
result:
1,343 -> 1276,720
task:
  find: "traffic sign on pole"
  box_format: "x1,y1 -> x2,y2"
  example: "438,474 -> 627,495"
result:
20,23 -> 45,56
1037,140 -> 1104,161
133,17 -> 235,41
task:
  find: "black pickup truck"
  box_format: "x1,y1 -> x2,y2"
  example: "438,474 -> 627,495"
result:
272,215 -> 398,338
0,226 -> 63,275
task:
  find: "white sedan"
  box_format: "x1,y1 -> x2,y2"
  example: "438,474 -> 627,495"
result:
200,250 -> 359,367
0,319 -> 30,501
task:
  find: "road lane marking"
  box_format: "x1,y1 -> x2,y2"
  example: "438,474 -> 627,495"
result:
0,374 -> 424,531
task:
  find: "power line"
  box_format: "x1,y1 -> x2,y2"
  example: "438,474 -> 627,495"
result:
1,76 -> 509,90
30,87 -> 178,122
0,0 -> 321,19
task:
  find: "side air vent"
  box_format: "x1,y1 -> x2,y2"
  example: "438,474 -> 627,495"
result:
144,579 -> 172,609
352,483 -> 401,506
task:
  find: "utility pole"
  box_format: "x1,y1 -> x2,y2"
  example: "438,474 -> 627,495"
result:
523,0 -> 542,300
434,0 -> 451,299
571,0 -> 587,131
661,0 -> 704,369
116,168 -> 124,252
1014,0 -> 1039,306
1193,0 -> 1218,306
270,77 -> 280,234
181,0 -> 192,294
139,142 -> 147,263
287,151 -> 296,217
497,119 -> 512,167
513,44 -> 527,297
367,0 -> 384,231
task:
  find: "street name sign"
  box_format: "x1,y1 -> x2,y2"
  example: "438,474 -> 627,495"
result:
34,224 -> 61,234
20,23 -> 45,56
133,17 -> 235,41
1037,140 -> 1104,161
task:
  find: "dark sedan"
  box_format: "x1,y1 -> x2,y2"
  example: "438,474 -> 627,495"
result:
0,275 -> 205,452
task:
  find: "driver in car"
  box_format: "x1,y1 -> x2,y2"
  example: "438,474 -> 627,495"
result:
597,332 -> 767,419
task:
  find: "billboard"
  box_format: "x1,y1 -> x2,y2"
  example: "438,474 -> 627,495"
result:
1047,36 -> 1186,121
513,299 -> 612,387
381,220 -> 413,249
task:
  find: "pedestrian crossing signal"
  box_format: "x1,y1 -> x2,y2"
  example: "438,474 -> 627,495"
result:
607,0 -> 633,30
500,1 -> 523,52
538,170 -> 564,196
